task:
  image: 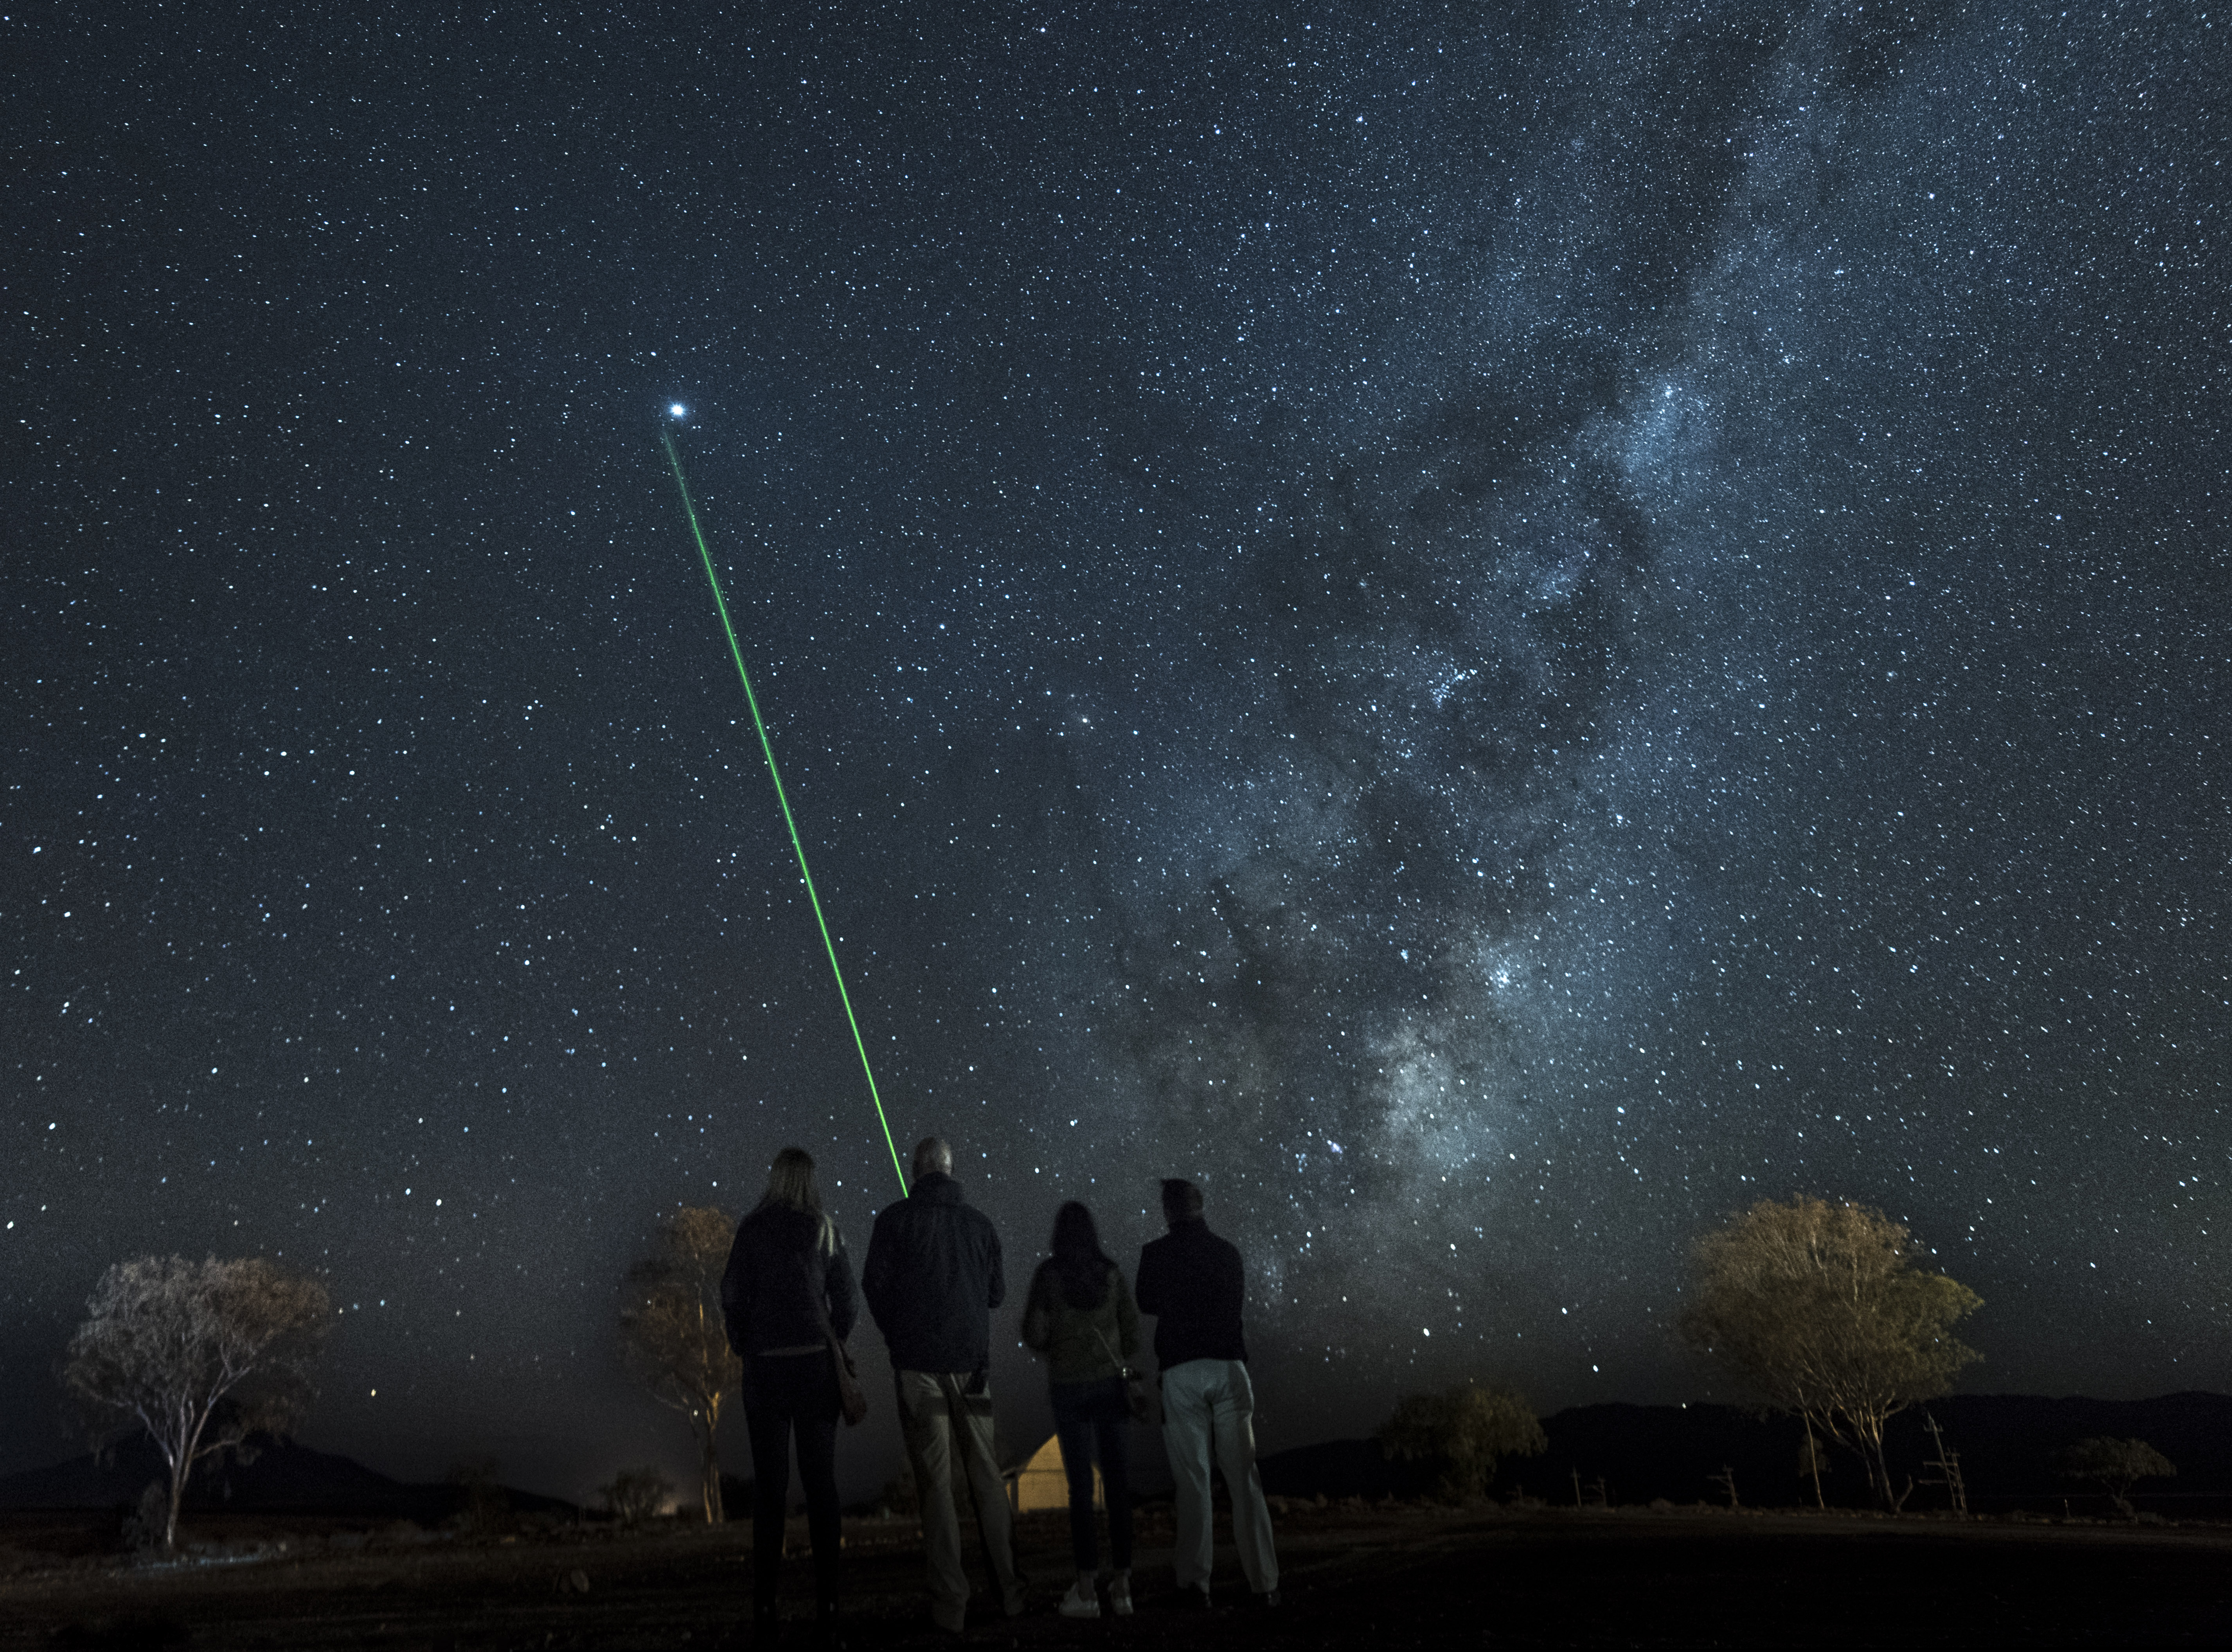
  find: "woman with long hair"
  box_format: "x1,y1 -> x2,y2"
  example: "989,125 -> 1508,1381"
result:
720,1147 -> 859,1645
1021,1200 -> 1140,1619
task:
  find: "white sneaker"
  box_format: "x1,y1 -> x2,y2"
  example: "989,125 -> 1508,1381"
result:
1108,1575 -> 1134,1617
1059,1580 -> 1102,1620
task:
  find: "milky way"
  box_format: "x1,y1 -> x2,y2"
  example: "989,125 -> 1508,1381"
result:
7,3 -> 2226,1497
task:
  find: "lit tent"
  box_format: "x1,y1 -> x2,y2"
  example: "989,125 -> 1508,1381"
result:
1004,1437 -> 1102,1514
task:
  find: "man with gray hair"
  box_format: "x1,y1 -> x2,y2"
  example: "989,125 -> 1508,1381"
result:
862,1136 -> 1023,1633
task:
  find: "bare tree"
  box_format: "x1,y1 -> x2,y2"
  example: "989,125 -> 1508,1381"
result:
1919,1413 -> 1968,1517
2059,1436 -> 2174,1518
1377,1382 -> 1547,1500
61,1255 -> 331,1555
1679,1196 -> 1981,1510
619,1206 -> 741,1523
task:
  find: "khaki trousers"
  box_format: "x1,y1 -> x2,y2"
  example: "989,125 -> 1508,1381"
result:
1161,1357 -> 1279,1594
895,1368 -> 1023,1630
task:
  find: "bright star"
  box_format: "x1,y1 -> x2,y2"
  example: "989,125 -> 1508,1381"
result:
669,403 -> 687,417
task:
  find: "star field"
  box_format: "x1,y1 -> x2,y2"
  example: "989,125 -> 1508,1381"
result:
5,3 -> 2227,1497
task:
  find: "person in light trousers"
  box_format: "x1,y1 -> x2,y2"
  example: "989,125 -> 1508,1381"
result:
1133,1177 -> 1279,1608
860,1136 -> 1025,1634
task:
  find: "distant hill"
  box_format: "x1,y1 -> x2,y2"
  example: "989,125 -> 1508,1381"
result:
1260,1393 -> 2232,1515
1257,1437 -> 1441,1502
0,1434 -> 575,1521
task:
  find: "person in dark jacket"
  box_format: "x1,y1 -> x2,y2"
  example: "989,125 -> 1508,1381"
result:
1134,1177 -> 1279,1608
861,1136 -> 1022,1634
721,1146 -> 860,1645
1022,1201 -> 1141,1620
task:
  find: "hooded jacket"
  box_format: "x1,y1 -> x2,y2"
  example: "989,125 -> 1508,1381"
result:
860,1172 -> 1005,1373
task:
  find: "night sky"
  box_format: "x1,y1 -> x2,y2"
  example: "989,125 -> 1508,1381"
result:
7,3 -> 2227,1501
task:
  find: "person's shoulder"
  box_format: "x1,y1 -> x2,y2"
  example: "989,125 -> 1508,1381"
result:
865,1199 -> 910,1241
750,1204 -> 818,1244
737,1203 -> 781,1239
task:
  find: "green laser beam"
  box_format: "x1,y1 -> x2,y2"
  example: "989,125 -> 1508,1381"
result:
661,428 -> 909,1197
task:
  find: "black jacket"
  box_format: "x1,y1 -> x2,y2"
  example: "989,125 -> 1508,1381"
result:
720,1204 -> 860,1357
1134,1216 -> 1248,1370
861,1172 -> 1004,1373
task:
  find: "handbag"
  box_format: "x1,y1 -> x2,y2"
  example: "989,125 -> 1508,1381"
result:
1090,1323 -> 1154,1425
801,1250 -> 869,1427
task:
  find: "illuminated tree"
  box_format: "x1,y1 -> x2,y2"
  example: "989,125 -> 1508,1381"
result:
1680,1196 -> 1981,1510
1377,1382 -> 1547,1500
619,1206 -> 741,1523
61,1255 -> 331,1554
2059,1436 -> 2175,1517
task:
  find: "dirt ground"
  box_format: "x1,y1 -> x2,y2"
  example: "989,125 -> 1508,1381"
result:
4,1499 -> 2228,1650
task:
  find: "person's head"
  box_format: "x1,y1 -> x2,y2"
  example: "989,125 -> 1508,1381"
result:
1050,1200 -> 1113,1310
1050,1201 -> 1105,1264
1160,1177 -> 1204,1227
758,1146 -> 823,1213
912,1136 -> 953,1181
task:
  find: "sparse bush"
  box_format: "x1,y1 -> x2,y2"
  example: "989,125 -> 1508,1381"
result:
2058,1436 -> 2174,1518
600,1465 -> 675,1530
1377,1382 -> 1546,1501
448,1457 -> 511,1535
121,1481 -> 169,1556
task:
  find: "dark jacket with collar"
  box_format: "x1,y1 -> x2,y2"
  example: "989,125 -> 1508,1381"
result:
861,1172 -> 1005,1373
719,1204 -> 860,1358
1134,1216 -> 1248,1370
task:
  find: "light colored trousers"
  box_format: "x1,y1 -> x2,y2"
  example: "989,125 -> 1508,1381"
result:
1161,1357 -> 1279,1594
895,1368 -> 1024,1629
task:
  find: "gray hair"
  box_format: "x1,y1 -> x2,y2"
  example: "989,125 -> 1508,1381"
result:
912,1136 -> 953,1179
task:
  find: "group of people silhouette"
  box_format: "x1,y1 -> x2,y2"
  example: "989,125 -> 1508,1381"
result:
719,1136 -> 1280,1643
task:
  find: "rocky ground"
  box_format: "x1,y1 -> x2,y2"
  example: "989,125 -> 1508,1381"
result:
3,1498 -> 2227,1649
